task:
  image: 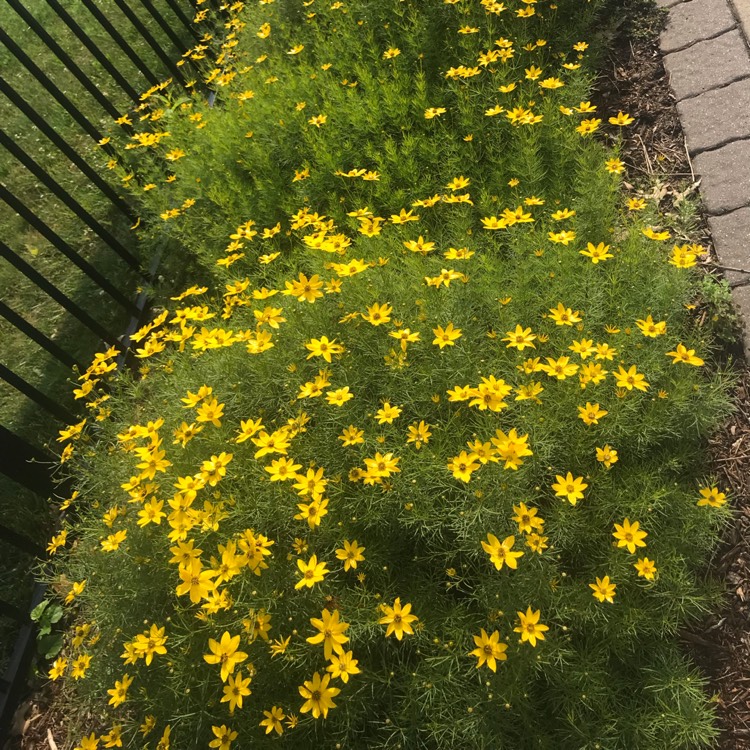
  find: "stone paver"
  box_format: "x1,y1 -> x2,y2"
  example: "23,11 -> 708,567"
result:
656,0 -> 685,7
660,0 -> 736,53
693,139 -> 750,214
663,29 -> 750,100
677,78 -> 750,153
733,0 -> 750,40
708,207 -> 750,285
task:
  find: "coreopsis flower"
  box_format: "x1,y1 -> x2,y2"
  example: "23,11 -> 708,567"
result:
469,629 -> 508,671
107,674 -> 133,707
548,303 -> 581,326
512,503 -> 544,534
265,457 -> 302,481
590,575 -> 616,603
299,672 -> 341,718
406,420 -> 431,449
697,486 -> 727,508
305,336 -> 345,362
447,451 -> 481,482
336,540 -> 365,571
643,227 -> 671,241
614,364 -> 649,392
628,197 -> 646,211
74,734 -> 99,750
307,609 -> 350,659
595,445 -> 619,468
609,111 -> 634,126
49,657 -> 67,680
204,632 -> 248,682
424,107 -> 447,119
295,555 -> 330,589
432,322 -> 462,348
260,707 -> 285,735
482,533 -> 524,570
502,325 -> 536,350
338,425 -> 365,446
71,654 -> 92,679
326,387 -> 354,406
379,597 -> 419,639
327,650 -> 361,683
293,467 -> 328,499
605,158 -> 625,174
209,725 -> 237,750
613,518 -> 648,553
578,402 -> 608,425
176,559 -> 216,603
552,472 -> 588,505
362,302 -> 393,326
221,671 -> 252,713
580,242 -> 613,263
636,315 -> 667,337
666,343 -> 704,366
514,607 -> 549,647
634,557 -> 657,580
284,273 -> 324,302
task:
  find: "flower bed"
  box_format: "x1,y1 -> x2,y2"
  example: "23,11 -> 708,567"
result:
48,1 -> 733,747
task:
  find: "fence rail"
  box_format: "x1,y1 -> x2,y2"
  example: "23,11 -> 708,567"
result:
0,0 -> 213,736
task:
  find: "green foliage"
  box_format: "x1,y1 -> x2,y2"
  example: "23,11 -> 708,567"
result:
46,1 -> 733,748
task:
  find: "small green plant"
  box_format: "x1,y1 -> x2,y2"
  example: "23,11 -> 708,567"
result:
30,598 -> 64,661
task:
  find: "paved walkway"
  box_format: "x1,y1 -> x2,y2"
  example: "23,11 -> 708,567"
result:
658,0 -> 750,354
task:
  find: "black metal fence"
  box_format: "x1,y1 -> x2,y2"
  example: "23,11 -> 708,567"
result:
0,0 -> 212,736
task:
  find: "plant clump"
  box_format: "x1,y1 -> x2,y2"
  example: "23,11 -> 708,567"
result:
47,1 -> 733,748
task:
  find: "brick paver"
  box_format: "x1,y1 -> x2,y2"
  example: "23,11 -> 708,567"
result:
663,29 -> 750,100
677,78 -> 750,154
660,0 -> 736,53
693,139 -> 750,215
708,208 -> 750,284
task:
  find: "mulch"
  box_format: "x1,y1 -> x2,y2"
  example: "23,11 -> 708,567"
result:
595,11 -> 750,750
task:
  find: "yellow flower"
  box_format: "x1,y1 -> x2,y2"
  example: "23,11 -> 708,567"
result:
406,420 -> 432,449
612,518 -> 648,553
548,302 -> 582,326
614,364 -> 649,392
577,402 -> 608,425
697,486 -> 727,508
203,631 -> 248,682
469,629 -> 508,671
338,425 -> 365,446
264,456 -> 302,481
208,724 -> 237,750
447,451 -> 481,482
609,111 -> 634,126
514,607 -> 549,647
590,575 -> 616,603
502,324 -> 536,350
634,557 -> 657,580
335,540 -> 366,571
106,674 -> 133,707
595,445 -> 619,468
666,343 -> 704,366
221,671 -> 252,713
375,401 -> 402,424
306,608 -> 349,660
327,650 -> 361,683
579,242 -> 613,263
299,672 -> 341,718
424,107 -> 447,119
481,533 -> 524,570
432,322 -> 462,348
260,706 -> 285,735
551,472 -> 588,505
379,597 -> 419,639
295,554 -> 330,589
